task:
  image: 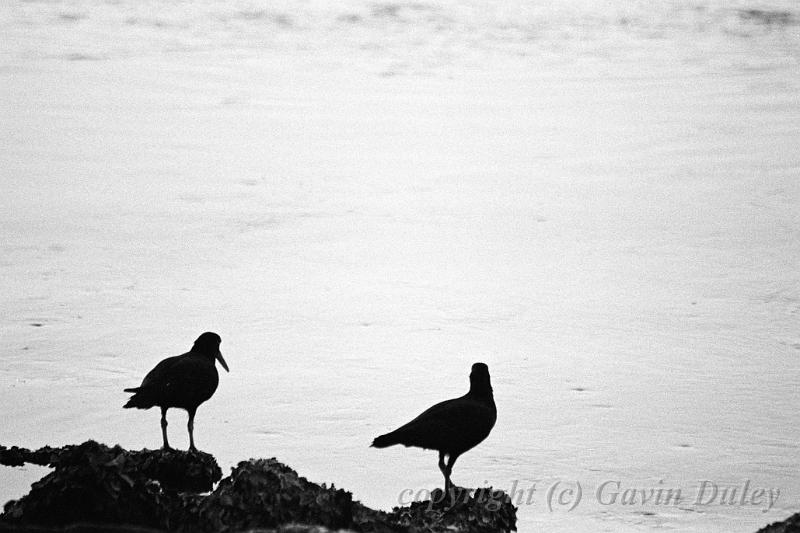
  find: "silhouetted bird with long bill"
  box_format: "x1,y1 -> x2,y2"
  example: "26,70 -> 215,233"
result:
372,362 -> 496,492
124,332 -> 229,451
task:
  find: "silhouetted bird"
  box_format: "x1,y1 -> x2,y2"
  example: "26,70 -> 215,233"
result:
124,332 -> 229,451
372,362 -> 496,491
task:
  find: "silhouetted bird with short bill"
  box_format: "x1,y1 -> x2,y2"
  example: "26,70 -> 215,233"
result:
372,362 -> 496,492
124,332 -> 229,451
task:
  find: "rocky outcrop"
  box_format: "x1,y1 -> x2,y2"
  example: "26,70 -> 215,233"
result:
756,513 -> 800,533
0,441 -> 516,533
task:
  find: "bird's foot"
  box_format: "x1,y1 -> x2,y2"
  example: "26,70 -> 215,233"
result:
429,484 -> 470,512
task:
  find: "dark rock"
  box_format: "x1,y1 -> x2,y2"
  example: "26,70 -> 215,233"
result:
1,441 -> 220,530
385,487 -> 516,533
0,524 -> 165,532
133,447 -> 222,493
2,449 -> 168,529
350,502 -> 403,533
182,459 -> 353,532
1,441 -> 221,493
0,447 -> 26,468
1,441 -> 518,533
757,512 -> 800,533
0,525 -> 340,532
0,445 -> 60,468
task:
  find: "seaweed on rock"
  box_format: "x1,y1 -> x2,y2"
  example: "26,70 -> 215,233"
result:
0,441 -> 222,493
1,441 -> 518,533
756,512 -> 800,533
181,458 -> 353,532
1,441 -> 221,529
2,442 -> 171,529
387,487 -> 516,533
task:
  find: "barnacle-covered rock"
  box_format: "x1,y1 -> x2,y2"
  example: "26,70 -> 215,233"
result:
0,441 -> 221,493
0,441 -> 220,529
1,442 -> 170,529
1,441 -> 518,533
756,512 -> 800,533
183,458 -> 353,532
386,486 -> 516,533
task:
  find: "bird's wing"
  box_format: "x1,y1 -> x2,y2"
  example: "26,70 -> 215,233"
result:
387,395 -> 495,451
407,397 -> 461,425
138,354 -> 184,390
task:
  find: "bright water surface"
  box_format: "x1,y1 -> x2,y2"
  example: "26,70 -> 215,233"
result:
1,1 -> 799,531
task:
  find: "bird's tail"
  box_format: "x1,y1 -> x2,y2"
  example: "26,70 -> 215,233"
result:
371,431 -> 400,448
123,387 -> 154,409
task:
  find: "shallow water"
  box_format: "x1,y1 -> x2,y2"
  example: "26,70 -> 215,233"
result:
1,1 -> 799,531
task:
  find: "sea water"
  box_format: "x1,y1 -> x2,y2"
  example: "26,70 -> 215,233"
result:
1,1 -> 799,531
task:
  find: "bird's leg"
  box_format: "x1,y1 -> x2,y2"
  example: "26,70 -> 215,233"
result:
438,451 -> 446,477
437,452 -> 452,494
445,454 -> 459,495
438,451 -> 449,492
187,408 -> 197,452
439,451 -> 450,499
160,407 -> 171,450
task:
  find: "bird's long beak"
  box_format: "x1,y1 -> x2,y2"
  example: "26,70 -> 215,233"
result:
216,351 -> 229,372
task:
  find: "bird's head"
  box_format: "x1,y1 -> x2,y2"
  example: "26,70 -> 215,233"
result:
193,332 -> 229,372
469,362 -> 492,396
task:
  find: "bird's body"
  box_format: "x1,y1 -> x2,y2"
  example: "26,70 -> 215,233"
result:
124,352 -> 220,411
372,363 -> 496,491
124,332 -> 229,451
371,394 -> 496,455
